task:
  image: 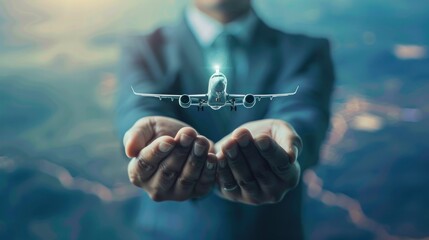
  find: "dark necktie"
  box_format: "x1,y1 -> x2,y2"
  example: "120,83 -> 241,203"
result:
208,32 -> 238,93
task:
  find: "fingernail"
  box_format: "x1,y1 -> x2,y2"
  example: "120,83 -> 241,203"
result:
237,134 -> 250,147
159,142 -> 174,153
194,142 -> 206,157
180,134 -> 193,147
256,138 -> 270,151
225,145 -> 237,159
219,160 -> 227,168
206,162 -> 216,170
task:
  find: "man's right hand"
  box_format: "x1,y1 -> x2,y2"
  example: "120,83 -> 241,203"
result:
123,116 -> 217,201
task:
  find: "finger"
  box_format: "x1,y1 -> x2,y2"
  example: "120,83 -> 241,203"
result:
254,134 -> 299,185
222,139 -> 260,198
208,139 -> 216,154
193,153 -> 217,197
272,121 -> 303,163
148,128 -> 197,195
174,136 -> 209,197
123,117 -> 156,158
231,128 -> 277,187
216,151 -> 240,197
127,136 -> 175,187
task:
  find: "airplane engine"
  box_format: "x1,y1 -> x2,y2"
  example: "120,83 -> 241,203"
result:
179,95 -> 191,108
243,94 -> 256,108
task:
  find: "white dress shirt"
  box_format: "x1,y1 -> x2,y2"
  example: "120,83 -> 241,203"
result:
186,5 -> 257,47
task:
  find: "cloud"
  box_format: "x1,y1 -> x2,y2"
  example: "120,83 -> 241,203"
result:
0,0 -> 187,70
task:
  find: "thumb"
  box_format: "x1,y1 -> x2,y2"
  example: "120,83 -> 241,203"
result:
123,117 -> 156,158
272,120 -> 303,162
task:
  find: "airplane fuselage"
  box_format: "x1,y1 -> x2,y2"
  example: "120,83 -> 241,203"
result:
207,73 -> 228,110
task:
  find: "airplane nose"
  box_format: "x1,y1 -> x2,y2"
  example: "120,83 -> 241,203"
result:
214,81 -> 225,92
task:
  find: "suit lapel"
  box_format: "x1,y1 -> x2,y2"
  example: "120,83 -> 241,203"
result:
176,18 -> 209,93
246,20 -> 280,94
236,20 -> 280,123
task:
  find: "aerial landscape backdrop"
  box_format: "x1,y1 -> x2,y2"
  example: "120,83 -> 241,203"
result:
0,0 -> 428,239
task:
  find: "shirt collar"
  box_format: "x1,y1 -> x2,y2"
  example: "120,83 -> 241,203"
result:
186,5 -> 257,47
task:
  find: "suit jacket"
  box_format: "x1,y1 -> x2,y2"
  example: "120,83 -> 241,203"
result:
117,13 -> 335,240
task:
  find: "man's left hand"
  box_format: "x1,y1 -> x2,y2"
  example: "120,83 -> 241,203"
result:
214,119 -> 302,205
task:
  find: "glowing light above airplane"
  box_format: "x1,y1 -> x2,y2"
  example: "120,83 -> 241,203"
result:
214,65 -> 220,74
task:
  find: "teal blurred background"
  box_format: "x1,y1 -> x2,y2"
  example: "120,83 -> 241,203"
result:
0,0 -> 428,239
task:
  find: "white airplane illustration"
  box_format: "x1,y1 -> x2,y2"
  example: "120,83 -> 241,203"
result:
131,66 -> 299,111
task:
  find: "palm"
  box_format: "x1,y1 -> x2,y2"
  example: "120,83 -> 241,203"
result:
132,116 -> 190,148
216,119 -> 293,152
152,117 -> 190,136
241,119 -> 296,150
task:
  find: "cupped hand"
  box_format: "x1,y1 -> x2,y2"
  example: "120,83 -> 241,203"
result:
124,116 -> 217,201
214,119 -> 302,205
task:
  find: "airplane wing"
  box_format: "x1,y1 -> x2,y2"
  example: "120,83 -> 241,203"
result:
228,86 -> 299,102
132,86 -> 180,100
131,86 -> 207,104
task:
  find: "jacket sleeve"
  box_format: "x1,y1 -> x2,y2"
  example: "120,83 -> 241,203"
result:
116,32 -> 180,138
265,38 -> 335,170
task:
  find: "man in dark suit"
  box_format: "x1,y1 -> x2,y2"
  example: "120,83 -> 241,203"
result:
117,0 -> 335,239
